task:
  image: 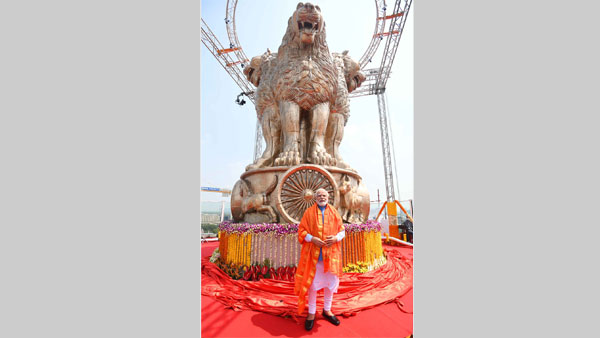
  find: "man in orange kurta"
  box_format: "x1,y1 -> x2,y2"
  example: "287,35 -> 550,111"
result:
294,188 -> 345,331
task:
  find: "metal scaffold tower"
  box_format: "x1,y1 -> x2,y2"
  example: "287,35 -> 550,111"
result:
201,18 -> 255,103
201,0 -> 413,208
201,18 -> 264,161
373,0 -> 412,205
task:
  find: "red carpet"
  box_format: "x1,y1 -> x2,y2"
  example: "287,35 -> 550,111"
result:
201,241 -> 413,337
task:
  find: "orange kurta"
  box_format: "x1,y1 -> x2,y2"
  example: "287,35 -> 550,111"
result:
294,203 -> 344,315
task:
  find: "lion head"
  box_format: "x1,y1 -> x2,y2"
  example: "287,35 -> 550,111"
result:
332,51 -> 365,119
279,2 -> 329,58
337,51 -> 366,93
293,2 -> 324,45
243,50 -> 277,87
243,56 -> 263,87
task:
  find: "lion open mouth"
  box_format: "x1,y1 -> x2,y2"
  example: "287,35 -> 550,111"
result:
297,20 -> 318,32
349,74 -> 365,91
296,16 -> 320,44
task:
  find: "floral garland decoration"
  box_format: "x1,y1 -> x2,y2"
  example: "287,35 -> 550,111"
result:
218,222 -> 299,236
218,220 -> 382,235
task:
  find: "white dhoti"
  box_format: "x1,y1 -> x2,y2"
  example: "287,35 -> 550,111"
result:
307,261 -> 339,314
310,261 -> 340,292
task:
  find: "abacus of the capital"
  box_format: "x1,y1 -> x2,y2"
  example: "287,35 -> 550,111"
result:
231,2 -> 370,225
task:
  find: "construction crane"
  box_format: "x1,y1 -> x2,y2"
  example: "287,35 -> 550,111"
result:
370,0 -> 413,233
201,0 -> 413,228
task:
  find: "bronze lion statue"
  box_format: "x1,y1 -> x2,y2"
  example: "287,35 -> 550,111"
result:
272,2 -> 337,166
243,2 -> 364,169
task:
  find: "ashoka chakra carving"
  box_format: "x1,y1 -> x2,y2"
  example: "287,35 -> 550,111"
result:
275,165 -> 339,224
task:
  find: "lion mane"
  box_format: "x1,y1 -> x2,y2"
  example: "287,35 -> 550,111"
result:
331,51 -> 366,123
273,2 -> 338,111
244,51 -> 278,119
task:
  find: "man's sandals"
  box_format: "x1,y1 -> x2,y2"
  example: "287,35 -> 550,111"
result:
304,311 -> 341,331
304,317 -> 315,331
322,310 -> 340,326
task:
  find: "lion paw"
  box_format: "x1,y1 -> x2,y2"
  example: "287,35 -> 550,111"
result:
307,147 -> 333,166
246,156 -> 272,171
274,150 -> 301,166
335,158 -> 353,170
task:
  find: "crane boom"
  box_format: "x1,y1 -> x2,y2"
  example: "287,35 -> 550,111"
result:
201,18 -> 255,104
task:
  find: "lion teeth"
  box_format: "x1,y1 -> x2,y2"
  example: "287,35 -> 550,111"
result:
298,21 -> 318,32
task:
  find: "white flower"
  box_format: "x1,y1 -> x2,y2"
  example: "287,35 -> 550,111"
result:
209,248 -> 221,263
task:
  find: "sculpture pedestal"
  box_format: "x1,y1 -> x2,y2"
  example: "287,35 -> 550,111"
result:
231,164 -> 370,224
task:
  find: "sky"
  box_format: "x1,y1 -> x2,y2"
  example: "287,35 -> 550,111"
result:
201,0 -> 413,216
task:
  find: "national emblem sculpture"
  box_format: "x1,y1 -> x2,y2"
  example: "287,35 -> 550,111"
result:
232,2 -> 369,224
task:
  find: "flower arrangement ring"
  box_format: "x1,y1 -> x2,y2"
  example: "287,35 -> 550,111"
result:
275,165 -> 340,224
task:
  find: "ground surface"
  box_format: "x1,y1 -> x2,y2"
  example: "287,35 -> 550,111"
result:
201,240 -> 413,337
